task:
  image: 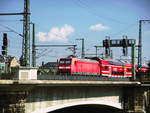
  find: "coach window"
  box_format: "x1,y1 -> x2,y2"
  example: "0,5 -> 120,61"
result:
103,66 -> 109,70
127,68 -> 132,72
106,66 -> 109,70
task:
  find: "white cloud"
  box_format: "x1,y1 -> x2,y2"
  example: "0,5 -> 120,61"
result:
89,24 -> 110,31
37,24 -> 75,42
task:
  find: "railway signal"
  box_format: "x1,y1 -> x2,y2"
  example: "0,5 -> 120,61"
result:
103,36 -> 111,58
122,36 -> 128,56
1,33 -> 8,56
103,37 -> 136,57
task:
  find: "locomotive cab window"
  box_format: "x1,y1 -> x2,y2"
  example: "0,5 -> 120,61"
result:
59,59 -> 72,65
59,60 -> 65,64
66,60 -> 71,64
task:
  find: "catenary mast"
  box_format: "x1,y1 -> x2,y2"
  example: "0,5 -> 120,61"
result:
21,0 -> 30,66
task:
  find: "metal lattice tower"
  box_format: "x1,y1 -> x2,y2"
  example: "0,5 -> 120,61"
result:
22,0 -> 30,66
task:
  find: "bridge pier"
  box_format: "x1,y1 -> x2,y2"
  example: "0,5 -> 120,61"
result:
0,91 -> 28,113
124,87 -> 150,113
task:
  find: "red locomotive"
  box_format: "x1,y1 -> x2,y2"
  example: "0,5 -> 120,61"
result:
58,57 -> 100,75
58,57 -> 135,77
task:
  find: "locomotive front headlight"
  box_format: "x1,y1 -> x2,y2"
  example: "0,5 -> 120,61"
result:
65,66 -> 71,69
58,66 -> 64,69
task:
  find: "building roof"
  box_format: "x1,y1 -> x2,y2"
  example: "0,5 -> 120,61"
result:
5,56 -> 20,67
40,62 -> 58,69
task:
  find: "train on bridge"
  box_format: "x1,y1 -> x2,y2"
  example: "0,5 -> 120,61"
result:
58,57 -> 148,78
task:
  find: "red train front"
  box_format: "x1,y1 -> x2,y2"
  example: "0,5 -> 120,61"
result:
58,58 -> 72,74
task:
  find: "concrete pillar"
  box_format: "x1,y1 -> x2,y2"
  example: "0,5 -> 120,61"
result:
144,90 -> 150,113
124,87 -> 149,113
123,87 -> 135,112
134,88 -> 144,113
134,89 -> 150,113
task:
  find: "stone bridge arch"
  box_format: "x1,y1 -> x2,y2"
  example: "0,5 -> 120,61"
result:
31,100 -> 122,113
26,86 -> 123,113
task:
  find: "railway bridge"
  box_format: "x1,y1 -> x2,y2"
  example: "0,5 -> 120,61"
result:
0,79 -> 149,113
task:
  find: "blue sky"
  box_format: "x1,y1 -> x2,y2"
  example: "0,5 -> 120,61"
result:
0,0 -> 150,65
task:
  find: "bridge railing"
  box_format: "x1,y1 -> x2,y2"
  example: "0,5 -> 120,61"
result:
37,74 -> 130,81
0,70 -> 150,82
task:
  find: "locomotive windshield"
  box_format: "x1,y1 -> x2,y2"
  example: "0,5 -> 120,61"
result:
109,60 -> 125,66
59,59 -> 72,65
